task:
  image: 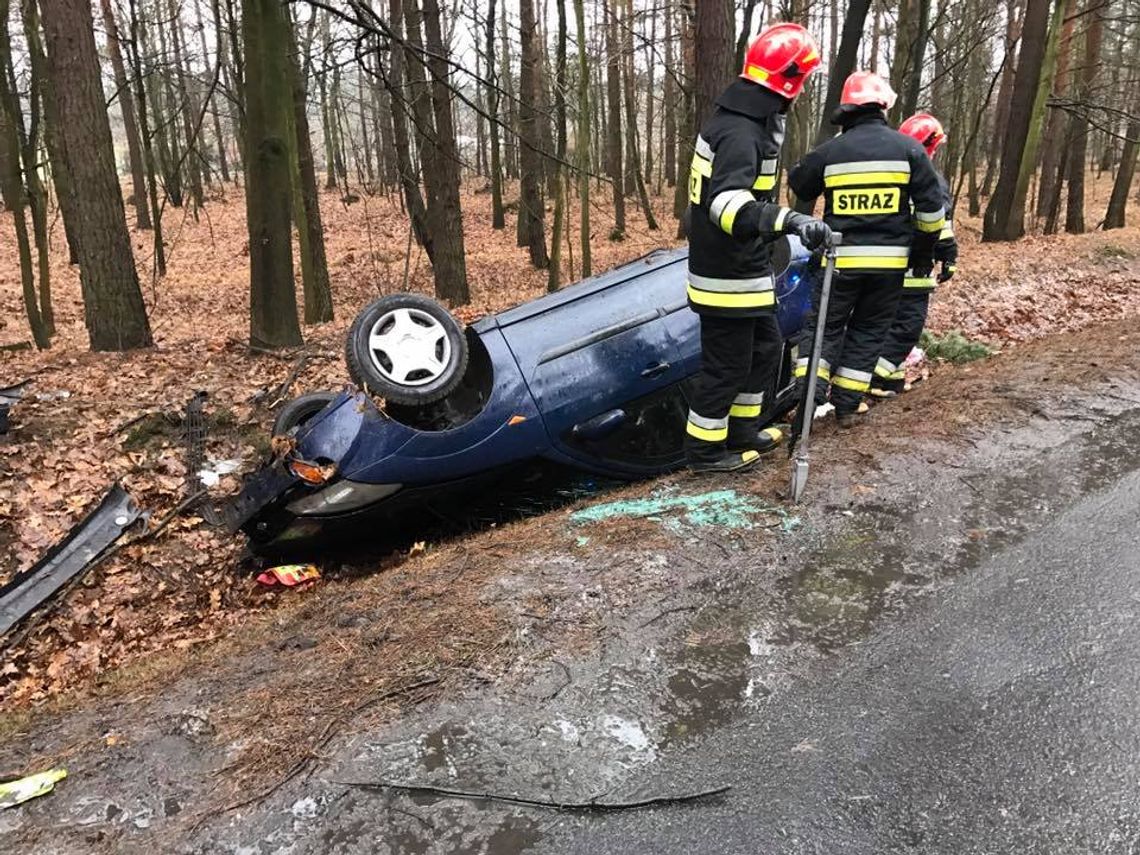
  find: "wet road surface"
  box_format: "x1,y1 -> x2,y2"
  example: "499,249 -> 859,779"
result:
544,443 -> 1140,853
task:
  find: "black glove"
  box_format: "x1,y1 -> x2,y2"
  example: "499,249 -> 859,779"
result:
938,262 -> 957,283
786,212 -> 833,251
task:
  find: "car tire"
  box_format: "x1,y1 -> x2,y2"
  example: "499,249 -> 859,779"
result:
273,392 -> 337,437
345,294 -> 469,406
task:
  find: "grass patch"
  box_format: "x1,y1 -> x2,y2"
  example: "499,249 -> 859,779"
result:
122,412 -> 180,451
1095,244 -> 1134,260
920,330 -> 993,364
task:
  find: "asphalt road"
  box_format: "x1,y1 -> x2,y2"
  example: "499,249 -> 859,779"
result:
544,468 -> 1140,854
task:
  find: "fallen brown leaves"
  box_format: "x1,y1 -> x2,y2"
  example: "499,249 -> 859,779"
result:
0,176 -> 1137,707
0,181 -> 672,706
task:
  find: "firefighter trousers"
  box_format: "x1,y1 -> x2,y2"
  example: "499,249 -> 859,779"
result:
795,270 -> 904,414
685,314 -> 782,463
874,289 -> 931,392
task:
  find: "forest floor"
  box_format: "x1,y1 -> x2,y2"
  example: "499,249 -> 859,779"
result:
0,178 -> 1136,717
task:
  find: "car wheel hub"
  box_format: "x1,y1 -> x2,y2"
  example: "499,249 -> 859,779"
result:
367,308 -> 452,387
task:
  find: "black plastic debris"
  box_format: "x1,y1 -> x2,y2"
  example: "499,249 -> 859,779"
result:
0,484 -> 142,638
0,381 -> 30,436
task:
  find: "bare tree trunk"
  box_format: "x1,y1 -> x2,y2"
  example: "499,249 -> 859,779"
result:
889,0 -> 916,123
1105,111 -> 1139,229
644,4 -> 656,188
319,69 -> 337,189
287,14 -> 332,323
811,0 -> 872,150
500,0 -> 518,180
1065,0 -> 1102,234
735,0 -> 759,69
41,0 -> 153,350
694,0 -> 733,130
547,0 -> 568,292
18,0 -> 54,333
517,0 -> 549,266
387,0 -> 432,256
1008,0 -> 1068,238
663,0 -> 676,188
605,0 -> 625,239
242,0 -> 302,348
870,0 -> 882,70
125,0 -> 166,274
99,0 -> 151,229
982,0 -> 1051,242
0,0 -> 48,348
215,0 -> 243,180
194,0 -> 231,183
574,0 -> 591,276
357,65 -> 374,186
672,0 -> 694,233
1035,0 -> 1077,221
536,15 -> 557,200
486,0 -> 505,228
622,0 -> 658,230
168,0 -> 204,209
898,0 -> 932,121
982,0 -> 1023,198
415,0 -> 472,301
144,8 -> 183,207
374,43 -> 397,190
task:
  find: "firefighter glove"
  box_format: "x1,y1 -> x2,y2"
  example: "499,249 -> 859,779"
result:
786,212 -> 833,251
938,262 -> 957,283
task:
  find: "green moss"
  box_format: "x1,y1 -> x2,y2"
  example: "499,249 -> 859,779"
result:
920,329 -> 992,364
122,412 -> 179,451
1095,244 -> 1134,260
211,407 -> 237,429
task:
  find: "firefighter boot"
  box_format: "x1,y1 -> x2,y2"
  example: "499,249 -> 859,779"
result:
689,449 -> 762,474
728,424 -> 785,454
836,401 -> 870,430
686,407 -> 763,474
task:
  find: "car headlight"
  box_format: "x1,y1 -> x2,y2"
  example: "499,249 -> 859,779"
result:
286,480 -> 402,515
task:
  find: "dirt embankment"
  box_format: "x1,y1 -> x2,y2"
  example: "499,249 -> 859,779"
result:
0,180 -> 1137,709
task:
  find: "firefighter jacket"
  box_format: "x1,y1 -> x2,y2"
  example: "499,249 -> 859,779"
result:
787,111 -> 945,275
905,169 -> 958,290
686,81 -> 799,318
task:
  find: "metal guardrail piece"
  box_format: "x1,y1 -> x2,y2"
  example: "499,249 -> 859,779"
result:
0,484 -> 142,638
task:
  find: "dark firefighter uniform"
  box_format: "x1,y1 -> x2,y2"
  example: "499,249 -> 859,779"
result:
787,109 -> 945,418
873,171 -> 959,392
685,81 -> 826,465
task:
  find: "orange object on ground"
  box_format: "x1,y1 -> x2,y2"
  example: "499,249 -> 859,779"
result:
256,564 -> 321,587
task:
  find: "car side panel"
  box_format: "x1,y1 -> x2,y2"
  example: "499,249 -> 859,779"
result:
499,257 -> 689,442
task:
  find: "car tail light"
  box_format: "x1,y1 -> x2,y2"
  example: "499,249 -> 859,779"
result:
289,458 -> 336,485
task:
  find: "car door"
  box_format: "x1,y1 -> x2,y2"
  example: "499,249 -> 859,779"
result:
498,252 -> 691,475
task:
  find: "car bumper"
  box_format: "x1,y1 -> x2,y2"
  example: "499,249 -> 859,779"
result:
223,461 -> 300,534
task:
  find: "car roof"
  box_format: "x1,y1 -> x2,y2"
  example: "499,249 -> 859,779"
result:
472,247 -> 688,332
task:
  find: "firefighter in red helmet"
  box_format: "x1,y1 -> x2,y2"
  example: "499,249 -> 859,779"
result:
684,23 -> 831,473
787,72 -> 945,428
872,112 -> 958,395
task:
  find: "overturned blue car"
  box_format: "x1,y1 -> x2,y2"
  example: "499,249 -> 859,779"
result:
228,239 -> 815,555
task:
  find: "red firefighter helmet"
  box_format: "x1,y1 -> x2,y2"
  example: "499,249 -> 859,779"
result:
839,71 -> 897,110
739,23 -> 822,100
899,112 -> 948,157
